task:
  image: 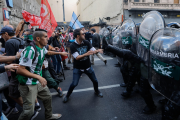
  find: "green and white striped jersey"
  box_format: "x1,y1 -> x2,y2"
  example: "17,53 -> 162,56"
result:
17,45 -> 48,85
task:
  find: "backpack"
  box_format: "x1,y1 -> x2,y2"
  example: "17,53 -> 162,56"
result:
16,38 -> 38,63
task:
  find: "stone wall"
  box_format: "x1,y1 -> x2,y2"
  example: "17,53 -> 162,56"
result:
0,0 -> 41,28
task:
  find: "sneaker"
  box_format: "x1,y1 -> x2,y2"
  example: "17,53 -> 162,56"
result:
63,94 -> 69,103
94,91 -> 103,97
31,111 -> 39,120
12,107 -> 19,114
4,107 -> 14,117
57,88 -> 63,97
35,105 -> 41,112
49,114 -> 62,119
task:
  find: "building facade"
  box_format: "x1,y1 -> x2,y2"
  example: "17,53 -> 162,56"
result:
77,0 -> 124,26
48,0 -> 78,22
124,0 -> 180,23
0,0 -> 41,29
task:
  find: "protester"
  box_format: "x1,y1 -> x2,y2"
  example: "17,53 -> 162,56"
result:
90,28 -> 107,65
48,32 -> 63,74
63,28 -> 103,103
85,29 -> 93,42
17,29 -> 68,120
0,63 -> 19,119
59,29 -> 71,70
0,53 -> 21,118
65,29 -> 74,63
0,26 -> 24,108
42,44 -> 63,97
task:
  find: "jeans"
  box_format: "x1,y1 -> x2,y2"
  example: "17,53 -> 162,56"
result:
51,55 -> 62,74
67,66 -> 99,97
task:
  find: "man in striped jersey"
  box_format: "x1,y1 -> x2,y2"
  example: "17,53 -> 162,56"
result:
17,29 -> 68,120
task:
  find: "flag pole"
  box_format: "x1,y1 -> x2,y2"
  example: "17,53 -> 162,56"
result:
72,14 -> 80,29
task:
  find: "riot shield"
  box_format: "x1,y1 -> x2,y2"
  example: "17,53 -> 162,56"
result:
149,28 -> 180,106
99,27 -> 109,45
119,18 -> 137,54
137,11 -> 165,66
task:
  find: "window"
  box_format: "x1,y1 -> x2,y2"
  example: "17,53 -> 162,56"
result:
154,0 -> 160,3
142,0 -> 145,2
134,0 -> 139,2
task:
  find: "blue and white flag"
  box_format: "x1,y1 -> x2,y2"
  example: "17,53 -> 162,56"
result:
69,12 -> 84,30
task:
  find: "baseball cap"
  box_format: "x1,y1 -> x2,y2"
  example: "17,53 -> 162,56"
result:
0,26 -> 15,35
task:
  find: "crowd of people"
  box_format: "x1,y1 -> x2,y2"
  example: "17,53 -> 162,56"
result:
0,20 -> 106,120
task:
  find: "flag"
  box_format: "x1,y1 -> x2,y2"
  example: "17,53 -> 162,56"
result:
40,0 -> 57,38
22,10 -> 41,26
69,12 -> 84,30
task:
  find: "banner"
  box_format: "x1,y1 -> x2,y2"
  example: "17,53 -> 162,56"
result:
22,10 -> 41,26
69,12 -> 84,30
40,0 -> 57,38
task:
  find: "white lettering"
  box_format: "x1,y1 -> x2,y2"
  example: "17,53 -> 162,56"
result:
150,48 -> 179,58
168,53 -> 171,58
175,54 -> 179,58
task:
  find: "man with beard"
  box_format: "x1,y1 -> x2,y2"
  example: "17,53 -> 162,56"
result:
63,28 -> 103,103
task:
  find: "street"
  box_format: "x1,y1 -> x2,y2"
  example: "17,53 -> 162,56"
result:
8,55 -> 170,120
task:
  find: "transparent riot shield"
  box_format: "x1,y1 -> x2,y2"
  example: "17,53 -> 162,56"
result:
137,11 -> 165,66
119,18 -> 137,54
149,28 -> 180,106
99,27 -> 109,45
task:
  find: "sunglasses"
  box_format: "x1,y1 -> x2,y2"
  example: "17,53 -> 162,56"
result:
81,33 -> 85,35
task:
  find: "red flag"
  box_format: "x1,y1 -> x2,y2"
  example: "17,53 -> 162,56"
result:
22,10 -> 41,26
40,0 -> 57,38
59,46 -> 68,61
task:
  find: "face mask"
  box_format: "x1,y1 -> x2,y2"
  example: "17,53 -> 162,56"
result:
24,34 -> 33,41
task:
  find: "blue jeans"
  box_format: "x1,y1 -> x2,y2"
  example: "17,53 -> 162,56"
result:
51,55 -> 62,74
67,66 -> 99,97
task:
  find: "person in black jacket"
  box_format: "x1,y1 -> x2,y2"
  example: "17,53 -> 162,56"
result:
90,28 -> 107,65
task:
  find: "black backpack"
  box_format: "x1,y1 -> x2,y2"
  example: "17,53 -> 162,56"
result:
16,38 -> 38,63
